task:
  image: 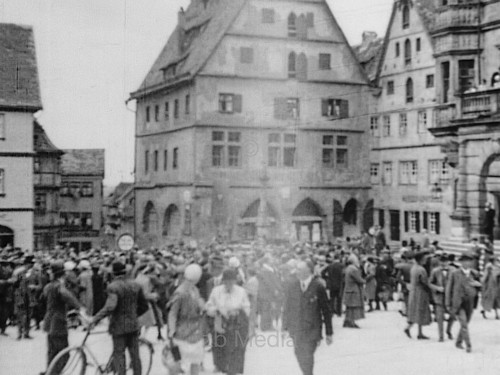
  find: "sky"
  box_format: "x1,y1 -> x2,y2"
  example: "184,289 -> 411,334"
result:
0,0 -> 392,186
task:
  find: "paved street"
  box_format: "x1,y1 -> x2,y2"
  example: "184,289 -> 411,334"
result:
2,304 -> 500,375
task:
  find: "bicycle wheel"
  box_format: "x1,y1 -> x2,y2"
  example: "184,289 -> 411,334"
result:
45,346 -> 87,375
126,338 -> 154,375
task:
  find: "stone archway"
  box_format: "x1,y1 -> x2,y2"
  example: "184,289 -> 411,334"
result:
0,225 -> 14,248
163,204 -> 182,238
239,199 -> 278,240
478,153 -> 500,241
292,198 -> 324,242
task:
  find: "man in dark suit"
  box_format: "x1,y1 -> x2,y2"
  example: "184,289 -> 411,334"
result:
445,251 -> 481,353
283,260 -> 333,375
429,253 -> 453,342
92,261 -> 149,375
375,226 -> 387,256
321,254 -> 344,317
257,255 -> 282,331
41,261 -> 83,374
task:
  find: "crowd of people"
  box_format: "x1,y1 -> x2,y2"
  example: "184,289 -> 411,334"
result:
0,229 -> 498,375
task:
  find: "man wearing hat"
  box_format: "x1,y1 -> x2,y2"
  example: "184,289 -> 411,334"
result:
0,257 -> 14,335
429,253 -> 453,342
446,251 -> 482,353
91,261 -> 149,375
13,255 -> 36,340
41,261 -> 84,375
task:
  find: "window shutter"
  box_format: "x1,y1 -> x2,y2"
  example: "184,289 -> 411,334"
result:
423,212 -> 428,230
306,12 -> 314,27
233,95 -> 243,113
435,213 -> 441,234
297,14 -> 308,39
274,98 -> 286,119
404,211 -> 409,232
340,100 -> 349,119
321,99 -> 328,116
416,212 -> 421,233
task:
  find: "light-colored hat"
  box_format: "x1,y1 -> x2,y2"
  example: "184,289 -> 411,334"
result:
184,264 -> 202,283
228,256 -> 240,268
64,261 -> 76,271
78,260 -> 91,270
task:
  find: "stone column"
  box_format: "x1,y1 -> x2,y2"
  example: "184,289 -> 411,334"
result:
450,140 -> 470,240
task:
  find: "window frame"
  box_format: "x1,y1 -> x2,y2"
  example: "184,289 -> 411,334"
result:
370,163 -> 380,185
319,53 -> 331,70
382,162 -> 393,185
417,110 -> 428,133
0,169 -> 4,196
400,160 -> 418,185
387,81 -> 395,95
0,113 -> 5,140
370,116 -> 380,137
399,113 -> 408,137
383,115 -> 391,137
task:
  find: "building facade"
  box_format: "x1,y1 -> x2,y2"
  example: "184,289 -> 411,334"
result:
34,122 -> 64,250
59,149 -> 105,251
103,182 -> 135,249
0,24 -> 42,250
131,0 -> 373,247
429,0 -> 500,244
367,0 -> 455,246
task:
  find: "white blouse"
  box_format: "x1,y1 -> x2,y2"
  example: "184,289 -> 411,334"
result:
206,284 -> 251,319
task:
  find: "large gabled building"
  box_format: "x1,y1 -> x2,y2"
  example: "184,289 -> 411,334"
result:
364,0 -> 455,246
0,23 -> 42,250
130,0 -> 374,247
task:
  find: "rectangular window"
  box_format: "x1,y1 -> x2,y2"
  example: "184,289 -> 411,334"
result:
212,145 -> 224,167
286,98 -> 300,119
416,38 -> 421,52
81,182 -> 94,197
442,61 -> 450,103
383,162 -> 393,185
267,133 -> 296,167
400,161 -> 418,185
321,99 -> 348,119
185,94 -> 190,115
173,148 -> 178,169
219,94 -> 234,113
228,131 -> 241,167
155,105 -> 159,121
395,42 -> 400,57
164,150 -> 168,171
283,134 -> 296,167
336,135 -> 348,168
370,116 -> 379,137
371,164 -> 380,185
154,150 -> 159,171
383,115 -> 391,137
0,169 -> 4,195
322,135 -> 334,168
164,102 -> 170,120
417,110 -> 427,133
240,47 -> 254,64
387,81 -> 394,95
34,158 -> 41,173
262,8 -> 275,24
174,99 -> 179,119
428,212 -> 440,234
145,150 -> 149,173
458,59 -> 475,93
429,160 -> 450,185
0,114 -> 5,139
426,74 -> 434,88
408,211 -> 420,232
146,106 -> 150,122
319,53 -> 331,70
399,113 -> 408,136
35,193 -> 47,214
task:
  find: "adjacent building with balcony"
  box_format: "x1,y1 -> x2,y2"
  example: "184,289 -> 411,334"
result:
0,24 -> 42,250
33,121 -> 64,250
130,0 -> 374,247
59,149 -> 105,251
429,0 -> 500,243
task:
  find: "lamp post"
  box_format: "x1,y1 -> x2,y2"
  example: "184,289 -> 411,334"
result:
183,190 -> 192,236
256,166 -> 270,241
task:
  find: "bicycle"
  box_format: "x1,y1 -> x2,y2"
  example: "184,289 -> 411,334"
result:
45,312 -> 154,375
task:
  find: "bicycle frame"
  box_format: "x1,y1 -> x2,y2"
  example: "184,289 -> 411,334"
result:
78,330 -> 115,374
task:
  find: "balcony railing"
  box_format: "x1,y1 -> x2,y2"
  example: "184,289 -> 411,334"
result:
435,104 -> 457,127
460,88 -> 500,118
434,7 -> 480,30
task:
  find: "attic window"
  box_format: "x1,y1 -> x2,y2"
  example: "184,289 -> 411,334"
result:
163,64 -> 177,80
402,5 -> 410,29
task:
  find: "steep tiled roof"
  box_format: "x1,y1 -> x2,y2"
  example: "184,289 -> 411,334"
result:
61,149 -> 105,177
353,32 -> 384,82
131,0 -> 245,99
0,23 -> 42,111
34,121 -> 63,155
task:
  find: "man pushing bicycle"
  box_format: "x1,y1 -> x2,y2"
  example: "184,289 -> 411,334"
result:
90,261 -> 149,375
